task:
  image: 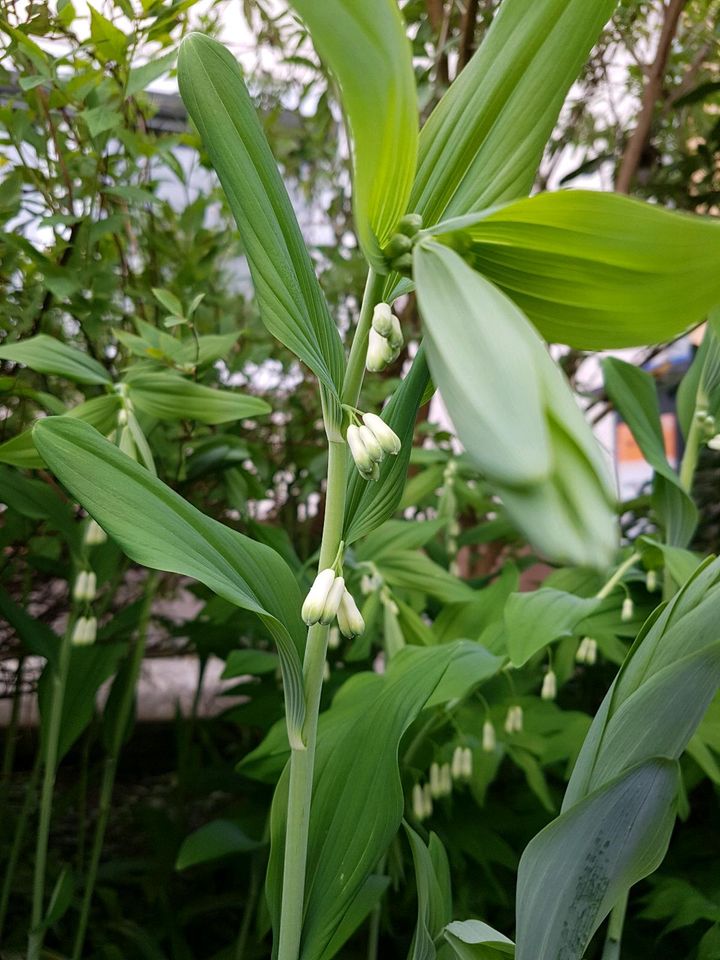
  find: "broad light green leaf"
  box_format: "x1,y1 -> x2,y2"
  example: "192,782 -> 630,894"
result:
319,876 -> 390,960
356,519 -> 447,563
344,348 -> 430,544
126,372 -> 270,424
504,589 -> 601,667
222,648 -> 279,678
127,48 -> 177,97
414,242 -> 616,568
435,191 -> 720,349
602,357 -> 696,546
410,0 -> 617,225
565,556 -> 720,809
178,34 -> 344,400
290,0 -> 417,270
33,417 -> 307,747
375,550 -> 475,604
515,759 -> 678,960
444,920 -> 515,959
175,819 -> 262,870
0,394 -> 121,469
0,333 -> 111,384
405,825 -> 452,960
267,642 -> 481,960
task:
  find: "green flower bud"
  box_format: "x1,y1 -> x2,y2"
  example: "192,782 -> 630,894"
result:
398,213 -> 423,237
319,575 -> 345,625
337,589 -> 365,638
366,328 -> 395,373
387,315 -> 404,352
412,783 -> 425,821
383,232 -> 412,260
358,424 -> 384,462
390,251 -> 413,273
362,412 -> 401,455
302,568 -> 336,625
646,570 -> 658,593
371,302 -> 395,338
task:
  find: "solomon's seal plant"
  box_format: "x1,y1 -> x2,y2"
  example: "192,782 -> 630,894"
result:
8,1 -> 720,958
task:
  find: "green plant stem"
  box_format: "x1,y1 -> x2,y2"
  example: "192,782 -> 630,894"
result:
596,551 -> 642,601
342,269 -> 386,405
2,656 -> 24,781
601,891 -> 628,960
678,403 -> 703,495
366,853 -> 387,960
28,616 -> 75,960
277,437 -> 347,960
0,755 -> 40,940
72,573 -> 157,960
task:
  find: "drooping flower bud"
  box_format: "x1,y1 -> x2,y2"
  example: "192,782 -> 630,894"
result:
621,597 -> 634,622
371,303 -> 395,339
708,434 -> 720,451
84,519 -> 107,546
541,669 -> 557,701
646,570 -> 658,593
482,720 -> 496,753
504,705 -> 523,734
461,747 -> 473,779
361,412 -> 401,456
336,589 -> 365,638
412,783 -> 425,821
451,745 -> 464,780
347,425 -> 376,479
327,626 -> 341,650
366,328 -> 395,373
439,763 -> 452,796
357,425 -> 384,462
72,570 -> 97,603
576,636 -> 598,666
301,569 -> 336,625
117,407 -> 129,426
422,783 -> 433,819
319,575 -> 346,625
71,616 -> 97,646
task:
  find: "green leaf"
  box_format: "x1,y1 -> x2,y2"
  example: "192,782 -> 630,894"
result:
267,642 -> 477,960
414,241 -> 616,569
222,648 -> 279,678
319,876 -> 390,960
39,643 -> 127,762
0,587 -> 58,664
126,373 -> 270,424
0,394 -> 121,469
81,105 -> 123,138
435,191 -> 720,349
0,334 -> 111,384
175,819 -> 262,870
88,3 -> 127,62
410,0 -> 617,225
178,34 -> 344,400
290,0 -> 417,270
444,920 -> 514,959
356,519 -> 447,563
343,347 -> 430,544
516,759 -> 678,960
33,417 -> 307,747
127,48 -> 177,97
405,825 -> 453,960
44,866 -> 74,929
504,588 -> 601,667
602,357 -> 696,546
151,286 -> 184,317
375,550 -> 475,604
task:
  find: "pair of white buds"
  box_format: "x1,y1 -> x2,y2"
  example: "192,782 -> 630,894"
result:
429,761 -> 452,799
302,569 -> 365,638
72,570 -> 97,603
504,705 -> 524,735
72,615 -> 97,646
451,745 -> 474,780
347,412 -> 401,482
576,636 -> 598,665
412,782 -> 434,821
366,303 -> 403,373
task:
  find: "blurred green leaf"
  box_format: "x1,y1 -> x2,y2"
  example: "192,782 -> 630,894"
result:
0,334 -> 111,384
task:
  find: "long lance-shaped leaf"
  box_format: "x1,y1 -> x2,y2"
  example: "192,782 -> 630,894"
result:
33,417 -> 307,748
515,759 -> 679,960
433,191 -> 720,349
178,34 -> 344,401
410,0 -> 617,225
0,333 -> 111,385
290,0 -> 417,272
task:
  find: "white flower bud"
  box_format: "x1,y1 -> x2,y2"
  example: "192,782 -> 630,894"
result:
578,637 -> 598,665
708,434 -> 720,451
412,783 -> 425,821
71,616 -> 96,646
337,589 -> 365,638
422,783 -> 433,819
84,571 -> 97,602
461,747 -> 473,779
439,763 -> 452,796
117,407 -> 129,426
361,412 -> 401,456
84,519 -> 107,546
482,720 -> 496,753
357,424 -> 384,462
429,761 -> 441,798
327,626 -> 341,650
504,705 -> 523,734
301,568 -> 336,625
73,571 -> 88,603
371,302 -> 394,338
541,669 -> 557,701
646,570 -> 658,593
347,424 -> 375,478
621,597 -> 634,622
451,745 -> 464,780
319,575 -> 345,625
366,328 -> 394,372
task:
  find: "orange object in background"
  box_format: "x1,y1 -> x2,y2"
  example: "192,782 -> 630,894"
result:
616,411 -> 678,468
